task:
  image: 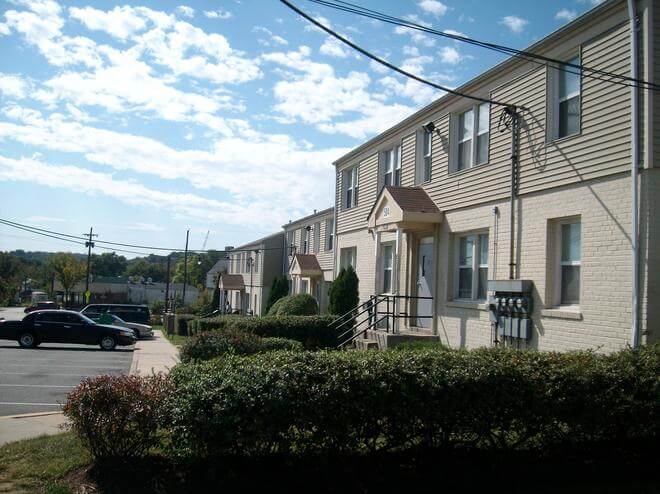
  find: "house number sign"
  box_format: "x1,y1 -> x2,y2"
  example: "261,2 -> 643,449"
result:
383,205 -> 390,218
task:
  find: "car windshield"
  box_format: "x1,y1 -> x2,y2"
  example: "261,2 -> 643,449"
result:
111,315 -> 127,324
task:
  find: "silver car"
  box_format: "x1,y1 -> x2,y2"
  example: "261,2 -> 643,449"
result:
96,314 -> 153,339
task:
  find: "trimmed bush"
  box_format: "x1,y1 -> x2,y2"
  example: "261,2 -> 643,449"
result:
167,345 -> 659,458
176,314 -> 196,336
328,266 -> 359,315
192,315 -> 340,349
63,374 -> 172,460
265,275 -> 289,313
180,328 -> 303,362
268,293 -> 318,316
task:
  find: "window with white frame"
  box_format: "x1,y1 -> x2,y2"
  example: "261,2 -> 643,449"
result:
549,55 -> 581,140
382,145 -> 401,187
343,166 -> 359,209
381,243 -> 394,293
286,230 -> 294,256
313,222 -> 320,253
302,227 -> 309,254
453,103 -> 490,172
558,220 -> 581,305
301,278 -> 309,294
325,218 -> 334,251
420,129 -> 432,183
340,247 -> 356,270
455,233 -> 489,300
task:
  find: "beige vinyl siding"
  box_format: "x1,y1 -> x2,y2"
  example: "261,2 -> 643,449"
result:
315,216 -> 334,271
337,153 -> 379,234
400,132 -> 416,187
283,210 -> 334,273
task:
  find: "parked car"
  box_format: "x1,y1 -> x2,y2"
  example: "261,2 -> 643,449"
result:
24,301 -> 60,313
80,304 -> 150,325
86,312 -> 153,339
0,310 -> 136,350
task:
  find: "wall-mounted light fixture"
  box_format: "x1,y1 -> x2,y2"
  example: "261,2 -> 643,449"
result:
422,121 -> 436,134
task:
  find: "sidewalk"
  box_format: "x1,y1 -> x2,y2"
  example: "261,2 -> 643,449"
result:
0,330 -> 179,447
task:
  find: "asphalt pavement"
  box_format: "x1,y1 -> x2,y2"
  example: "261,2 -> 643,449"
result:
0,307 -> 134,416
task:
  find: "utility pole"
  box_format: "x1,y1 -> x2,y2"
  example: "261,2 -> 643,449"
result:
164,255 -> 171,312
83,227 -> 97,305
182,229 -> 189,306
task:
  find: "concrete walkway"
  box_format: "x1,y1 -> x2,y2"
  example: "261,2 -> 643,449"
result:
0,330 -> 179,447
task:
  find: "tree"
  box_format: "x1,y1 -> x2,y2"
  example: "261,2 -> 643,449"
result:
48,253 -> 85,307
0,252 -> 32,305
91,252 -> 127,277
172,255 -> 203,287
328,266 -> 359,315
125,258 -> 166,282
265,275 -> 289,313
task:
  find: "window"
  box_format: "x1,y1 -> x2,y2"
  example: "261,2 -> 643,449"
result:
325,218 -> 334,251
455,233 -> 488,300
381,244 -> 394,293
301,279 -> 309,294
344,166 -> 359,209
253,251 -> 259,273
559,221 -> 581,305
313,222 -> 321,253
549,56 -> 581,140
382,145 -> 401,187
453,103 -> 490,172
421,129 -> 432,182
286,230 -> 294,256
302,227 -> 309,254
340,247 -> 356,270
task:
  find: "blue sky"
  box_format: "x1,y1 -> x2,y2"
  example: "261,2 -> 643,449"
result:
0,0 -> 602,256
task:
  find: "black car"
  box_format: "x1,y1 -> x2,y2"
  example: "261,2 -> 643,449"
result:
81,304 -> 150,325
24,301 -> 60,313
0,310 -> 136,350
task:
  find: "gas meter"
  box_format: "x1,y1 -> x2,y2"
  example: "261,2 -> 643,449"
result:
488,280 -> 533,341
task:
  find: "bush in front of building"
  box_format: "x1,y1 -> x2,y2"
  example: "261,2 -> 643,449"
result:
265,275 -> 289,314
328,266 -> 359,315
63,374 -> 173,460
191,315 -> 339,349
176,314 -> 197,336
268,293 -> 318,316
167,345 -> 659,458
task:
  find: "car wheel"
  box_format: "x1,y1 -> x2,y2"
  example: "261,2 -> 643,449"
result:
18,332 -> 36,348
100,335 -> 117,351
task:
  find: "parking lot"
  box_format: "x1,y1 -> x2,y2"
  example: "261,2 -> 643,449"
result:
0,307 -> 134,417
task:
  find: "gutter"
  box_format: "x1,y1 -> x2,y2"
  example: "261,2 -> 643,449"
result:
627,0 -> 639,347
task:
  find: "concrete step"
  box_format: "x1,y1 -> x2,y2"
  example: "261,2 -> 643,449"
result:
354,338 -> 379,350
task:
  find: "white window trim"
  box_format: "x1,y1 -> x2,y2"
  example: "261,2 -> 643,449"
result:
555,218 -> 581,308
340,247 -> 356,270
547,52 -> 582,142
302,227 -> 309,254
416,128 -> 433,184
380,144 -> 402,188
313,222 -> 321,253
450,103 -> 490,173
325,218 -> 334,251
344,166 -> 359,209
454,232 -> 489,301
381,242 -> 395,294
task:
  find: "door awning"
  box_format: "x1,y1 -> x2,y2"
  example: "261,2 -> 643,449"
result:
290,254 -> 323,277
218,273 -> 245,291
367,186 -> 443,232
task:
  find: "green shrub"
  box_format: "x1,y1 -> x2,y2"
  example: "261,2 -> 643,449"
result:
265,275 -> 289,313
328,266 -> 359,315
260,337 -> 303,352
63,374 -> 172,460
268,293 -> 318,316
167,345 -> 659,458
179,328 -> 263,362
176,314 -> 196,336
193,315 -> 340,349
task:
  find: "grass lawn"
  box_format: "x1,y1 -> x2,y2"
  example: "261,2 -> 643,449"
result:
0,432 -> 90,494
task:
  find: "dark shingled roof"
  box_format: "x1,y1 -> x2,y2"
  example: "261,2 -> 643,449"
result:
293,254 -> 322,272
219,274 -> 245,290
384,186 -> 440,213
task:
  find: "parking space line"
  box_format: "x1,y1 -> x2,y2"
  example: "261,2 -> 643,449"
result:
0,372 -> 123,377
0,384 -> 75,388
0,364 -> 128,369
0,402 -> 60,406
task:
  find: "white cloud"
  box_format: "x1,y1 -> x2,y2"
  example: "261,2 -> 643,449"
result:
69,6 -> 148,40
253,26 -> 288,47
0,73 -> 27,99
203,9 -> 232,20
394,15 -> 436,47
499,15 -> 528,34
443,29 -> 466,38
175,5 -> 195,19
320,37 -> 348,58
555,9 -> 577,22
418,0 -> 448,17
439,46 -> 462,64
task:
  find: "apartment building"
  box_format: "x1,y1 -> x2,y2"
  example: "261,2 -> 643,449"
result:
219,232 -> 284,316
333,0 -> 659,352
283,207 -> 335,313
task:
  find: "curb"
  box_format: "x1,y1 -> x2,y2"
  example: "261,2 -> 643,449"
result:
129,340 -> 141,376
0,411 -> 63,420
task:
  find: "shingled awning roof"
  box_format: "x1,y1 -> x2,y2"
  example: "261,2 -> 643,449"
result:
367,186 -> 443,231
218,273 -> 245,291
290,254 -> 322,276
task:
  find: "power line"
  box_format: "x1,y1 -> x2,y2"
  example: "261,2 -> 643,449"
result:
306,0 -> 660,92
280,0 -> 515,108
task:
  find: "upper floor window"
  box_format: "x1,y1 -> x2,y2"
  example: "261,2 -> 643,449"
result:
313,221 -> 321,253
302,227 -> 309,254
343,166 -> 359,209
285,230 -> 293,255
325,218 -> 334,251
455,233 -> 488,300
382,145 -> 401,187
420,129 -> 432,183
453,103 -> 490,172
549,55 -> 581,140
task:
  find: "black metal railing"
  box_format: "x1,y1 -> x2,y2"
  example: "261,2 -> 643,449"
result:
334,294 -> 433,349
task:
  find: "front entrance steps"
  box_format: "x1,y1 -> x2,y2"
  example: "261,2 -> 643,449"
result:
354,329 -> 441,350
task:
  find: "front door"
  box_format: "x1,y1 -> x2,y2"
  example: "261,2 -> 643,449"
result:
416,238 -> 434,328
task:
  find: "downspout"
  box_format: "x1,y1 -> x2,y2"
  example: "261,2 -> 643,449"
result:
627,0 -> 639,348
507,108 -> 520,280
332,168 -> 339,278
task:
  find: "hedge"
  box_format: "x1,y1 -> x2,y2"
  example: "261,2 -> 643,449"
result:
267,293 -> 318,316
176,314 -> 197,336
189,315 -> 340,349
179,329 -> 303,362
167,345 -> 659,458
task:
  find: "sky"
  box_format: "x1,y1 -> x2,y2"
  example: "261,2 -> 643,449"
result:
0,0 -> 603,257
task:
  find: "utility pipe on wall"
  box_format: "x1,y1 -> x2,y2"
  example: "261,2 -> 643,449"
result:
627,0 -> 639,348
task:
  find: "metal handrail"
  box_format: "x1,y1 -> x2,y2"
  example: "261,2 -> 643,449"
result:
331,294 -> 389,331
337,315 -> 388,349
